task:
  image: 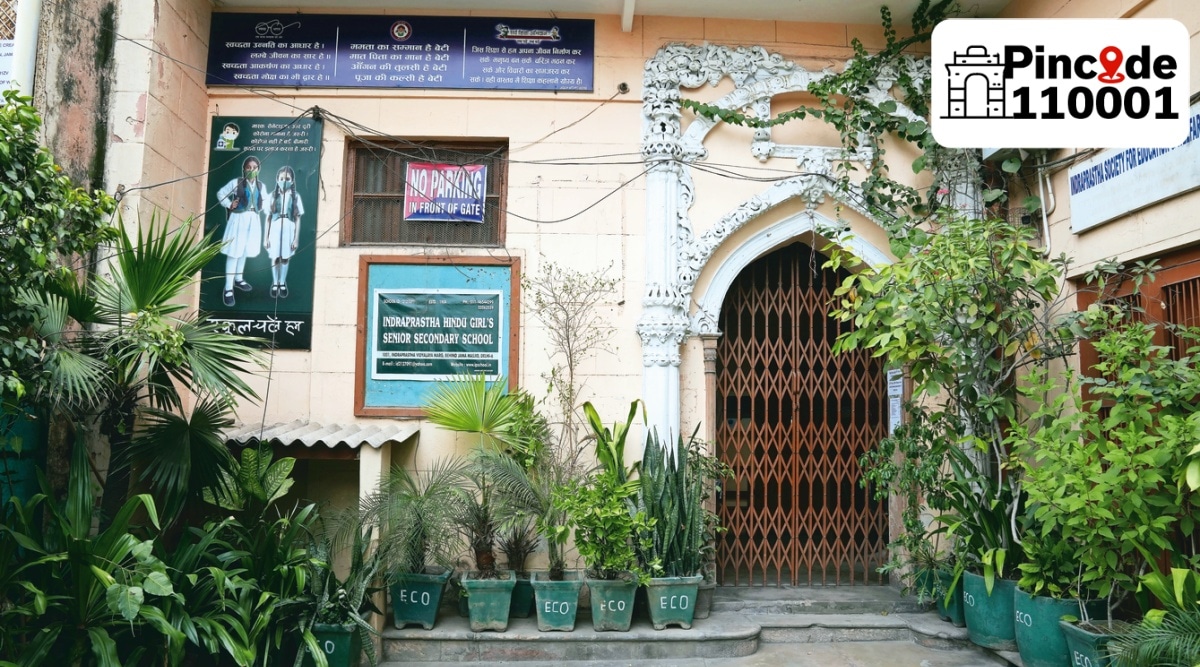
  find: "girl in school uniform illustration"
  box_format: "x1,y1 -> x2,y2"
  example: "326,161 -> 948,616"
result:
264,165 -> 304,298
216,156 -> 268,306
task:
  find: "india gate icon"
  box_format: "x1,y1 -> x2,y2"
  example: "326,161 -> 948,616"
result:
943,46 -> 1006,118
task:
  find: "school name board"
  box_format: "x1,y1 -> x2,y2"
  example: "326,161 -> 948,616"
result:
371,290 -> 503,381
206,13 -> 594,92
1069,101 -> 1200,233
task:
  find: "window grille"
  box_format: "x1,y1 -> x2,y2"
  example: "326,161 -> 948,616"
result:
343,140 -> 506,246
0,0 -> 16,41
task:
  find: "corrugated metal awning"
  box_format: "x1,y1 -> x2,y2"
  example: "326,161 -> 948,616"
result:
223,420 -> 419,450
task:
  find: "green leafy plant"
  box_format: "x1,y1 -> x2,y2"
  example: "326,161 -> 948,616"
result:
0,443 -> 179,666
0,90 -> 116,406
359,459 -> 466,575
1011,314 -> 1200,621
636,428 -> 727,578
554,471 -> 654,583
554,402 -> 653,582
832,216 -> 1073,588
296,527 -> 384,667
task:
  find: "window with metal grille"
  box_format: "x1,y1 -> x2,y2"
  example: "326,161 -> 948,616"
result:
1076,246 -> 1200,365
343,140 -> 506,246
0,0 -> 15,41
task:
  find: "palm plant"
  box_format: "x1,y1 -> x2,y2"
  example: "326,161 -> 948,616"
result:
17,214 -> 259,527
424,375 -> 530,577
497,519 -> 538,576
471,393 -> 584,580
358,459 -> 466,575
1109,607 -> 1200,667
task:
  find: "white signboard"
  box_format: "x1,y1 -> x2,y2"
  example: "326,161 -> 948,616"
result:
1069,101 -> 1200,233
886,369 -> 904,435
0,40 -> 14,90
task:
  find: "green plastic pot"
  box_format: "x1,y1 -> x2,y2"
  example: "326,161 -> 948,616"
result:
645,575 -> 702,630
301,623 -> 361,667
531,571 -> 583,632
936,569 -> 966,627
587,576 -> 638,632
510,575 -> 534,618
390,568 -> 451,630
1059,620 -> 1116,667
462,570 -> 516,632
1014,589 -> 1107,667
963,571 -> 1018,650
694,579 -> 716,620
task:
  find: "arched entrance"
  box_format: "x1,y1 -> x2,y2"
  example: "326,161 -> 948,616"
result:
715,242 -> 888,586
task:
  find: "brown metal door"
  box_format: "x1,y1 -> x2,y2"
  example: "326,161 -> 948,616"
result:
715,242 -> 887,586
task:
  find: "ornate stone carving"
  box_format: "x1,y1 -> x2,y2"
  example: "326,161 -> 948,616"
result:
639,43 -> 900,425
643,282 -> 688,310
692,305 -> 721,336
636,314 -> 690,367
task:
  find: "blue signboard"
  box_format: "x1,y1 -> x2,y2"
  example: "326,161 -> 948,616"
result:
207,13 -> 594,92
357,259 -> 518,415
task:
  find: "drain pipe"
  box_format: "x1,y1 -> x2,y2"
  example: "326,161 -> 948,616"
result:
1036,152 -> 1056,257
10,0 -> 43,95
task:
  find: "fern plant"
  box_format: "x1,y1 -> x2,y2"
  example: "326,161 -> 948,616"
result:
1109,607 -> 1200,667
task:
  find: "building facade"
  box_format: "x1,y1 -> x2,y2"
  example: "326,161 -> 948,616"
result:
14,0 -> 1200,586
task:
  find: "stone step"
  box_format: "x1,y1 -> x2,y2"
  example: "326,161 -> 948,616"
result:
382,612 -> 758,663
712,584 -> 928,615
379,610 -> 998,663
381,639 -> 1009,667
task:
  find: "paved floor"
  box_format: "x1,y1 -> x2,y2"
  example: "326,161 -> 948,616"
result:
390,640 -> 1007,666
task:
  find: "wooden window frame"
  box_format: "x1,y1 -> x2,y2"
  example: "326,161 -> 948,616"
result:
1075,244 -> 1200,375
341,138 -> 508,247
353,254 -> 520,418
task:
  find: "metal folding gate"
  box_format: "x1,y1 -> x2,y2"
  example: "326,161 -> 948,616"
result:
715,243 -> 888,586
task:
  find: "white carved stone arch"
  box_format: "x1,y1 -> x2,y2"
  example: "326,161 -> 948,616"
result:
638,42 -> 918,439
690,209 -> 892,337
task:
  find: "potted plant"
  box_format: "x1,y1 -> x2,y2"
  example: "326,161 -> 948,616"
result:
298,528 -> 384,667
473,394 -> 589,632
636,427 -> 727,630
1011,524 -> 1106,667
831,219 -> 1077,651
1008,309 -> 1200,666
425,376 -> 555,632
360,459 -> 466,630
456,481 -> 516,632
1106,567 -> 1200,667
498,520 -> 538,619
554,401 -> 652,632
937,442 -> 1024,652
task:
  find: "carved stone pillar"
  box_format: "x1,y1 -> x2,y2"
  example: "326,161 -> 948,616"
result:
700,333 -> 720,445
638,72 -> 688,442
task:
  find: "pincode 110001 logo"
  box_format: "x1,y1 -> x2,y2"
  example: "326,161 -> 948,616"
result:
931,19 -> 1189,149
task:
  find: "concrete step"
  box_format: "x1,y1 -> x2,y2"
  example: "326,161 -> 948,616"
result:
382,611 -> 758,662
379,610 -> 997,663
381,640 -> 1009,666
712,584 -> 928,615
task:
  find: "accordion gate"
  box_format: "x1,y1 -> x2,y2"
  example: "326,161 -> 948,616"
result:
715,243 -> 888,586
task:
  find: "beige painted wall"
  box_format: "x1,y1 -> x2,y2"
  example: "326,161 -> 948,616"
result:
191,10 -> 907,473
999,0 -> 1200,278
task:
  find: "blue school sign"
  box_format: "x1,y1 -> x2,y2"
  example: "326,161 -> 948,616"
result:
206,13 -> 594,92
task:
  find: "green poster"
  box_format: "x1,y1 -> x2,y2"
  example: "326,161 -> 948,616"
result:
199,116 -> 321,349
371,290 -> 503,380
